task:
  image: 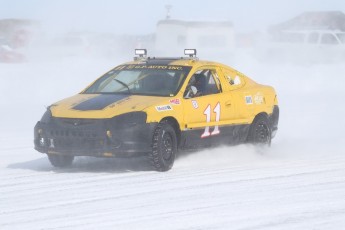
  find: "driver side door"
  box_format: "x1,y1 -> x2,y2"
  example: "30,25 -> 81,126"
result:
182,67 -> 236,148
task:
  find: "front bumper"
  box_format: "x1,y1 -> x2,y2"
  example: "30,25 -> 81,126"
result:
34,117 -> 157,157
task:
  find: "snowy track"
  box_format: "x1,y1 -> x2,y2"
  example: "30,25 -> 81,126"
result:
1,57 -> 345,229
1,144 -> 345,230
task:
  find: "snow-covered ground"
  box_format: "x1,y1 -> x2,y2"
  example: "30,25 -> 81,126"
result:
1,53 -> 345,230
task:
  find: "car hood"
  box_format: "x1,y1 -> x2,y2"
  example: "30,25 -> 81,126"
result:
50,94 -> 167,119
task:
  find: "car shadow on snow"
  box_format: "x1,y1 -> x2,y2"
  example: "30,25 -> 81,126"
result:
8,156 -> 154,173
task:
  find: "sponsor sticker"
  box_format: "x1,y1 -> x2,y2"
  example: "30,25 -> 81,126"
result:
156,105 -> 173,112
169,98 -> 180,105
123,65 -> 184,70
254,92 -> 264,104
191,100 -> 199,109
245,95 -> 253,104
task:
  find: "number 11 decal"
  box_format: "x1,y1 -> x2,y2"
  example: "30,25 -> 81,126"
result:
201,102 -> 221,138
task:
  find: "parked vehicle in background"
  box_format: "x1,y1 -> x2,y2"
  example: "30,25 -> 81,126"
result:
265,30 -> 345,62
0,42 -> 25,63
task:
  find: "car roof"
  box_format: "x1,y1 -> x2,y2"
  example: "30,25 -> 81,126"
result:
124,57 -> 226,69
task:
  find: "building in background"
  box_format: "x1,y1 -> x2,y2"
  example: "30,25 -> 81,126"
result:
155,19 -> 235,58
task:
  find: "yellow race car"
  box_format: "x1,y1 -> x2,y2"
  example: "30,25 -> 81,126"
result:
34,49 -> 279,171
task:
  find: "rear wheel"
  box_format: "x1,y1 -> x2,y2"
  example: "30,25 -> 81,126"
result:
247,114 -> 271,146
149,123 -> 177,172
47,154 -> 74,168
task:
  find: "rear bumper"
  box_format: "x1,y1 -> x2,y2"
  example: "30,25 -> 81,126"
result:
269,105 -> 279,139
34,118 -> 157,157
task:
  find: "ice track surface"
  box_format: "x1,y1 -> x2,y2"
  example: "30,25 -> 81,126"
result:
1,56 -> 345,229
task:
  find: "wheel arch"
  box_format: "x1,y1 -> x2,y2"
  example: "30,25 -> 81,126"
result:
246,112 -> 271,144
253,112 -> 269,121
246,112 -> 269,139
160,116 -> 181,146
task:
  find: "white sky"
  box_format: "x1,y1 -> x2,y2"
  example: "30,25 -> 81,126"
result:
1,0 -> 345,34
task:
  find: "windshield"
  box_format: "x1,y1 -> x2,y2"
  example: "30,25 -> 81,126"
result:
84,65 -> 191,96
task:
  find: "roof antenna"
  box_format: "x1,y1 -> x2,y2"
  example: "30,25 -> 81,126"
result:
165,5 -> 172,20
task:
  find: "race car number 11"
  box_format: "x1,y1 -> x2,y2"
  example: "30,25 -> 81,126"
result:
201,102 -> 220,138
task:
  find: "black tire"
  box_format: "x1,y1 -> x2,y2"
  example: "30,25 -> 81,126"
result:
247,114 -> 272,146
47,154 -> 74,168
149,123 -> 177,172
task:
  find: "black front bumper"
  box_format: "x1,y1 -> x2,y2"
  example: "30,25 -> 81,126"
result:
34,117 -> 157,157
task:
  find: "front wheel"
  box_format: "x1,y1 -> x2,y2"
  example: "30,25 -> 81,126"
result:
47,154 -> 74,168
247,114 -> 272,146
149,123 -> 177,172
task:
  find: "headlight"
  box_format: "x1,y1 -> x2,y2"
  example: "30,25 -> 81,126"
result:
40,108 -> 52,123
184,49 -> 197,57
135,49 -> 147,57
107,112 -> 147,129
34,122 -> 46,147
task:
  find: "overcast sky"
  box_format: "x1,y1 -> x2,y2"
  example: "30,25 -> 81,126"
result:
1,0 -> 345,34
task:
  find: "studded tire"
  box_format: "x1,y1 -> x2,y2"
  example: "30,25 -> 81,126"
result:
247,114 -> 272,146
47,154 -> 74,168
149,123 -> 177,172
